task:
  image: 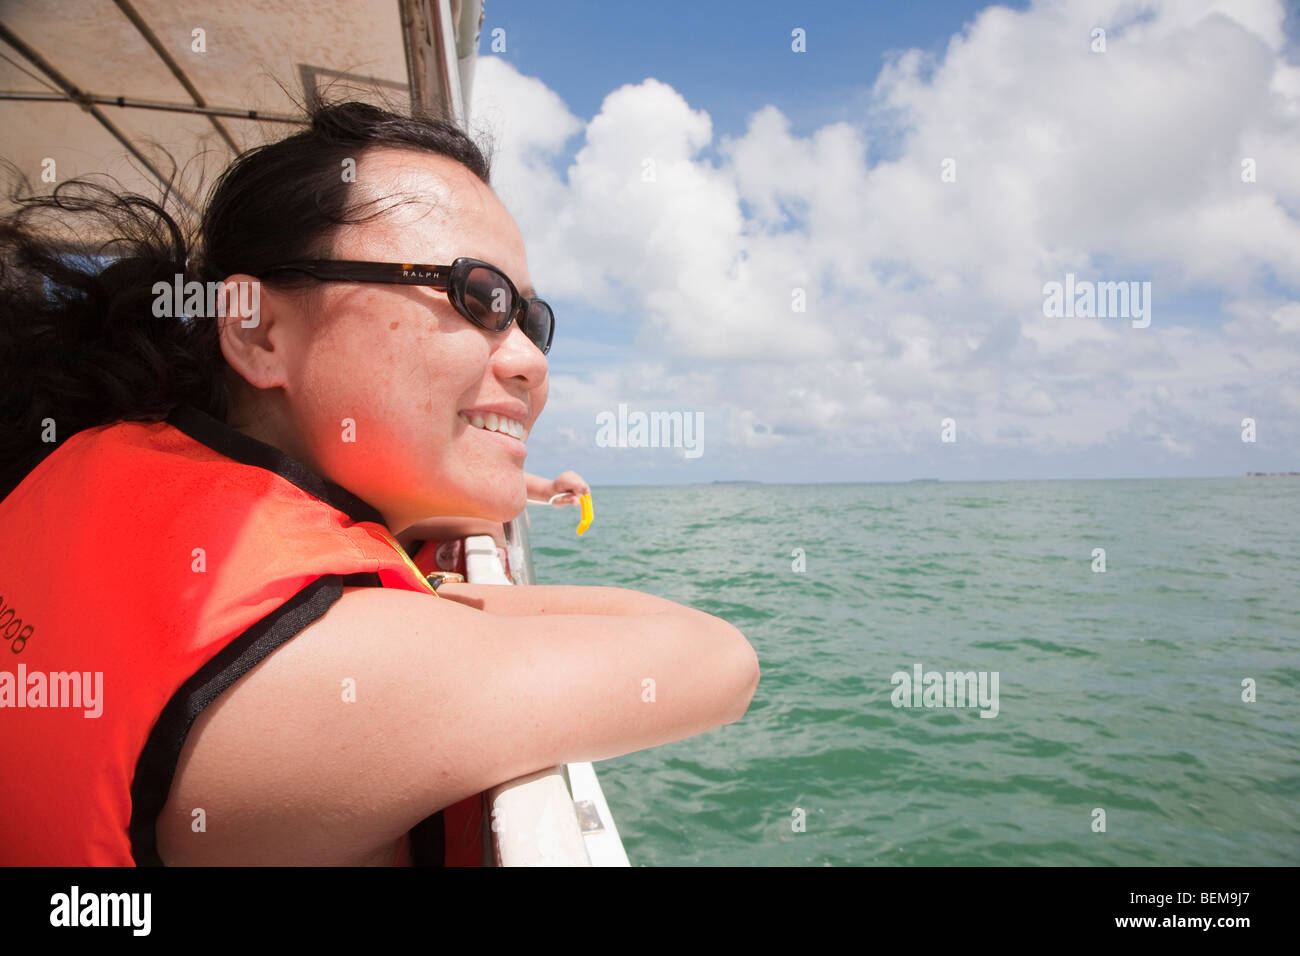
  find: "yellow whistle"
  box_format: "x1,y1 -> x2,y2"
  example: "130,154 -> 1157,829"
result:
576,492 -> 594,535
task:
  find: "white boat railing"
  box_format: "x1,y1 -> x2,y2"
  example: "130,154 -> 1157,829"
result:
461,507 -> 629,866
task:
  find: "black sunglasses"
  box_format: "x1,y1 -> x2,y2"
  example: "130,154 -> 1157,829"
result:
258,257 -> 554,355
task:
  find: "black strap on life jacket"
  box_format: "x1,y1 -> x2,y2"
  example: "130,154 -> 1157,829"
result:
407,810 -> 446,866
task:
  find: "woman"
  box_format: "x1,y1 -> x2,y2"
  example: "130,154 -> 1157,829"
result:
0,101 -> 759,865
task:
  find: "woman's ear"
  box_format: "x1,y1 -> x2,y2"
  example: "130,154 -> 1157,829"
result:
217,274 -> 290,390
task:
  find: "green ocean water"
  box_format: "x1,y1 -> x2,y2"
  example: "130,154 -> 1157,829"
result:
524,478 -> 1300,866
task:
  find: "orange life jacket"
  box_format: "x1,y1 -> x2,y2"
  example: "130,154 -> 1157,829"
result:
0,404 -> 481,865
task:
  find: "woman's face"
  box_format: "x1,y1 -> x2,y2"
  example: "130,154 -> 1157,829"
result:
244,147 -> 549,531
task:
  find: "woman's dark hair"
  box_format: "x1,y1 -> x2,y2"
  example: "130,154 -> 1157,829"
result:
0,100 -> 491,499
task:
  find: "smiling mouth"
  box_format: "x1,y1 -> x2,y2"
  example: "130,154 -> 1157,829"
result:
459,411 -> 527,443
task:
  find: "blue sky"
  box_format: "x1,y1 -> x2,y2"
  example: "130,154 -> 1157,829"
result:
482,0 -> 1030,140
468,0 -> 1300,485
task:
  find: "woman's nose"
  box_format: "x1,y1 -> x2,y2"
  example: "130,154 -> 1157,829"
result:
493,319 -> 549,384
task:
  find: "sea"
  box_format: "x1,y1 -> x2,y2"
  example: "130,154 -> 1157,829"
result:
524,478 -> 1299,866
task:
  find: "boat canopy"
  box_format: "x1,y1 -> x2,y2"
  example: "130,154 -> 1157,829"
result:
0,0 -> 483,221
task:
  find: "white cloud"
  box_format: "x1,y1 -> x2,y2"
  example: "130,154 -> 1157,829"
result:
468,56 -> 583,285
472,0 -> 1300,479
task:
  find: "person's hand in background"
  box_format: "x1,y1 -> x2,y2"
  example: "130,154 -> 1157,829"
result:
396,471 -> 592,549
526,470 -> 590,505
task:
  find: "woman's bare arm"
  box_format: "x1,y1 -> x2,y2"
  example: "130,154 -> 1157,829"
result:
431,582 -> 708,617
156,585 -> 759,865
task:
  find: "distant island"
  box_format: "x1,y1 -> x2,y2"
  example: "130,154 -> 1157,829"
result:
907,478 -> 939,483
710,479 -> 761,484
1245,472 -> 1299,477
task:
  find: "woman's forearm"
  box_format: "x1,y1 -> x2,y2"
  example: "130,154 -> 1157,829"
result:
434,582 -> 702,619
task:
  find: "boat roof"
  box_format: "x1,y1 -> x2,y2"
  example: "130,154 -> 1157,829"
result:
0,0 -> 481,224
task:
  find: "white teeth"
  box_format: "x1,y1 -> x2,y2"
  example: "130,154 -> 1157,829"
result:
462,412 -> 525,441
